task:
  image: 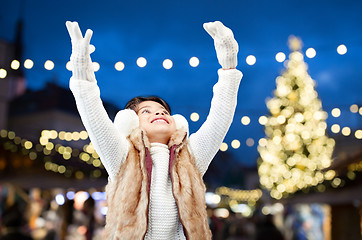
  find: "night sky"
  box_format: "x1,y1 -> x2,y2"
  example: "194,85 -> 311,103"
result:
1,0 -> 362,166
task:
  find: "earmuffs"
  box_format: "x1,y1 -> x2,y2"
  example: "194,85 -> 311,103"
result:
114,109 -> 189,138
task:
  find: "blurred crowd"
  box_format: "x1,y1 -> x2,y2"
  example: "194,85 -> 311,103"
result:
0,184 -> 331,240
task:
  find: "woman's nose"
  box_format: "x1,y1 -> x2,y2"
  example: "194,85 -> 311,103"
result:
155,111 -> 164,115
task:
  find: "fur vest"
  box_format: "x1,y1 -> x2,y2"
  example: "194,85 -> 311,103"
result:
104,128 -> 212,240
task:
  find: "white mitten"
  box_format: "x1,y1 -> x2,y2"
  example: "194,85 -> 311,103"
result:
66,21 -> 96,82
203,21 -> 239,69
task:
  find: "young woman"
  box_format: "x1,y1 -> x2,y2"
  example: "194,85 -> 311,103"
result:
66,20 -> 242,240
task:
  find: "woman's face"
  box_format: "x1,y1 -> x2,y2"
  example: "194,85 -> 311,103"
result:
136,101 -> 176,144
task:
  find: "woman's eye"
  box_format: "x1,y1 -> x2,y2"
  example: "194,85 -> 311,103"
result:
141,109 -> 150,114
163,111 -> 170,115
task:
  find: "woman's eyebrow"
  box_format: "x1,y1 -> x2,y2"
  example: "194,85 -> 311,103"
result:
138,106 -> 150,111
138,105 -> 168,113
137,106 -> 150,114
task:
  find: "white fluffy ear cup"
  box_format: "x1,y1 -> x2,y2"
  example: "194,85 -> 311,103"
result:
172,114 -> 189,137
114,109 -> 139,137
114,110 -> 189,138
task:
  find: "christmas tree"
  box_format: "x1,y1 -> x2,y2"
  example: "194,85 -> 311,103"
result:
257,36 -> 335,199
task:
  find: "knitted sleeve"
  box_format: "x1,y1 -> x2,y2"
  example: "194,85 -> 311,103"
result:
188,69 -> 242,175
69,77 -> 129,181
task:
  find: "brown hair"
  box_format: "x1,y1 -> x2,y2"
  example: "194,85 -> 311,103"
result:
124,96 -> 171,114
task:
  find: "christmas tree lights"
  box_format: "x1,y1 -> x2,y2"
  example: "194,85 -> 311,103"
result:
257,36 -> 336,199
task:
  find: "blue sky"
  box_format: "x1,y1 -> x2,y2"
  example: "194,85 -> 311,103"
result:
1,0 -> 361,166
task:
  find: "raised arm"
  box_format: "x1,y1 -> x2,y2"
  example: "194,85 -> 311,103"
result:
66,21 -> 129,180
188,21 -> 243,175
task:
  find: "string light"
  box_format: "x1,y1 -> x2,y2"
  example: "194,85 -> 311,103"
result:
66,61 -> 72,71
258,116 -> 268,125
354,130 -> 362,139
0,129 -> 105,179
44,60 -> 54,70
0,69 -> 7,78
246,55 -> 256,65
162,59 -> 173,69
115,61 -> 125,71
350,104 -> 358,113
305,48 -> 316,58
189,57 -> 199,67
24,59 -> 34,69
275,52 -> 286,62
1,42 -> 353,74
337,44 -> 347,55
231,140 -> 240,149
216,186 -> 262,203
258,138 -> 267,147
241,116 -> 251,125
341,127 -> 351,136
93,62 -> 100,72
220,142 -> 228,151
331,108 -> 341,117
136,57 -> 147,68
190,112 -> 199,122
246,138 -> 254,147
11,60 -> 20,70
331,124 -> 340,133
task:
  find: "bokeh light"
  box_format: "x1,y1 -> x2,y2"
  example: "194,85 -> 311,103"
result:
341,127 -> 351,136
246,138 -> 254,147
66,61 -> 72,71
0,69 -> 7,79
246,55 -> 256,65
44,60 -> 54,70
337,44 -> 347,55
241,116 -> 251,125
11,60 -> 20,70
189,57 -> 199,67
137,57 -> 147,68
163,59 -> 173,69
331,108 -> 341,117
24,59 -> 34,69
231,140 -> 240,149
275,52 -> 286,62
92,62 -> 100,72
258,116 -> 268,125
115,61 -> 125,71
258,138 -> 267,147
190,112 -> 199,122
350,104 -> 358,113
355,130 -> 362,139
55,194 -> 65,205
305,48 -> 316,58
66,191 -> 75,200
331,124 -> 340,133
220,142 -> 228,151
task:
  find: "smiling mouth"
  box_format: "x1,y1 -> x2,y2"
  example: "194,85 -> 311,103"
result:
151,118 -> 169,124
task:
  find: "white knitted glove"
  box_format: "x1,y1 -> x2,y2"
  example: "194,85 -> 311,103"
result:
66,21 -> 96,82
203,21 -> 238,69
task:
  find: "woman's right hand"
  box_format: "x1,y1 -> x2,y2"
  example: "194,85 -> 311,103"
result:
66,21 -> 96,82
203,21 -> 238,70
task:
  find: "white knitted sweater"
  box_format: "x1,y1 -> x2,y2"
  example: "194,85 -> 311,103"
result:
69,68 -> 242,239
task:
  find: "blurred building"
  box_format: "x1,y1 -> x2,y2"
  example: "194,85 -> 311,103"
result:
0,20 -> 26,130
1,81 -> 122,189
